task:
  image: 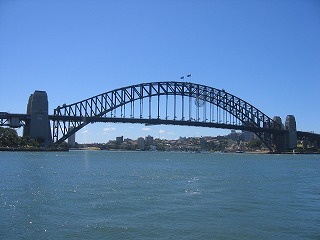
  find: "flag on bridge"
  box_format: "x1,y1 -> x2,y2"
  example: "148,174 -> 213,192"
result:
180,76 -> 184,79
187,74 -> 192,77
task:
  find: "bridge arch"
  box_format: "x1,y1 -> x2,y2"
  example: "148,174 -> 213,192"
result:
52,81 -> 283,150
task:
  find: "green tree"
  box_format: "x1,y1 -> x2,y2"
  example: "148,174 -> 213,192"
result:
27,139 -> 40,148
0,127 -> 19,147
247,139 -> 263,149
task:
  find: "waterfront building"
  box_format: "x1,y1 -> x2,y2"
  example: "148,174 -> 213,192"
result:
116,136 -> 123,143
137,137 -> 145,150
145,135 -> 154,145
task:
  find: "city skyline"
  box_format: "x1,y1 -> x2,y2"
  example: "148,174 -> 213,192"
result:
1,0 -> 319,143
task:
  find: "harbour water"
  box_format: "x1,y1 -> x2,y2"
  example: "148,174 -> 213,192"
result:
0,151 -> 319,239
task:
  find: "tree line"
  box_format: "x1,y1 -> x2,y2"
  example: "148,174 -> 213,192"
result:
0,127 -> 40,148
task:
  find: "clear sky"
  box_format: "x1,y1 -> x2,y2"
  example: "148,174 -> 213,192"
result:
1,0 -> 319,143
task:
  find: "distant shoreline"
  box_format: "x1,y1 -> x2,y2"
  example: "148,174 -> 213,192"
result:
0,147 -> 69,152
70,148 -> 319,154
0,147 -> 318,154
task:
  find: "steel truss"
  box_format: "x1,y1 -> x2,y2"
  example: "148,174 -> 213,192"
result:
53,81 -> 283,150
297,131 -> 320,148
0,113 -> 29,128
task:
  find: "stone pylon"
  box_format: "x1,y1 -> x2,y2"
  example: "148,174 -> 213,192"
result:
23,91 -> 52,146
285,115 -> 297,150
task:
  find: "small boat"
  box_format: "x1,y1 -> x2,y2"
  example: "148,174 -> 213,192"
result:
235,150 -> 244,153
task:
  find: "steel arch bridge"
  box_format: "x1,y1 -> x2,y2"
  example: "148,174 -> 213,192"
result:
52,81 -> 285,151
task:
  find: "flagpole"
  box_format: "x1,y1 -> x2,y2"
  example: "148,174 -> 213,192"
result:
187,74 -> 192,82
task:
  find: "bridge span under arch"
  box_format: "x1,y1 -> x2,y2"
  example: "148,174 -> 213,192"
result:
52,81 -> 288,151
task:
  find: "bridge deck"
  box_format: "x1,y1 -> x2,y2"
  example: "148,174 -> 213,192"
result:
49,115 -> 287,134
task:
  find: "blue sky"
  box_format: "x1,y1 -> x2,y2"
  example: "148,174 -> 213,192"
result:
1,0 -> 319,143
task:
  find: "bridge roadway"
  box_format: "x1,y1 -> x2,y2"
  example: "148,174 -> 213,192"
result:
1,112 -> 320,142
0,112 -> 30,128
49,115 -> 286,134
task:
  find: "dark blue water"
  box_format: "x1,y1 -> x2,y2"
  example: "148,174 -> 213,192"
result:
0,151 -> 319,239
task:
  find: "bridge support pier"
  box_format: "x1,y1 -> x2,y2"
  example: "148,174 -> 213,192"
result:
272,116 -> 285,152
284,115 -> 297,150
23,91 -> 52,146
272,115 -> 297,152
